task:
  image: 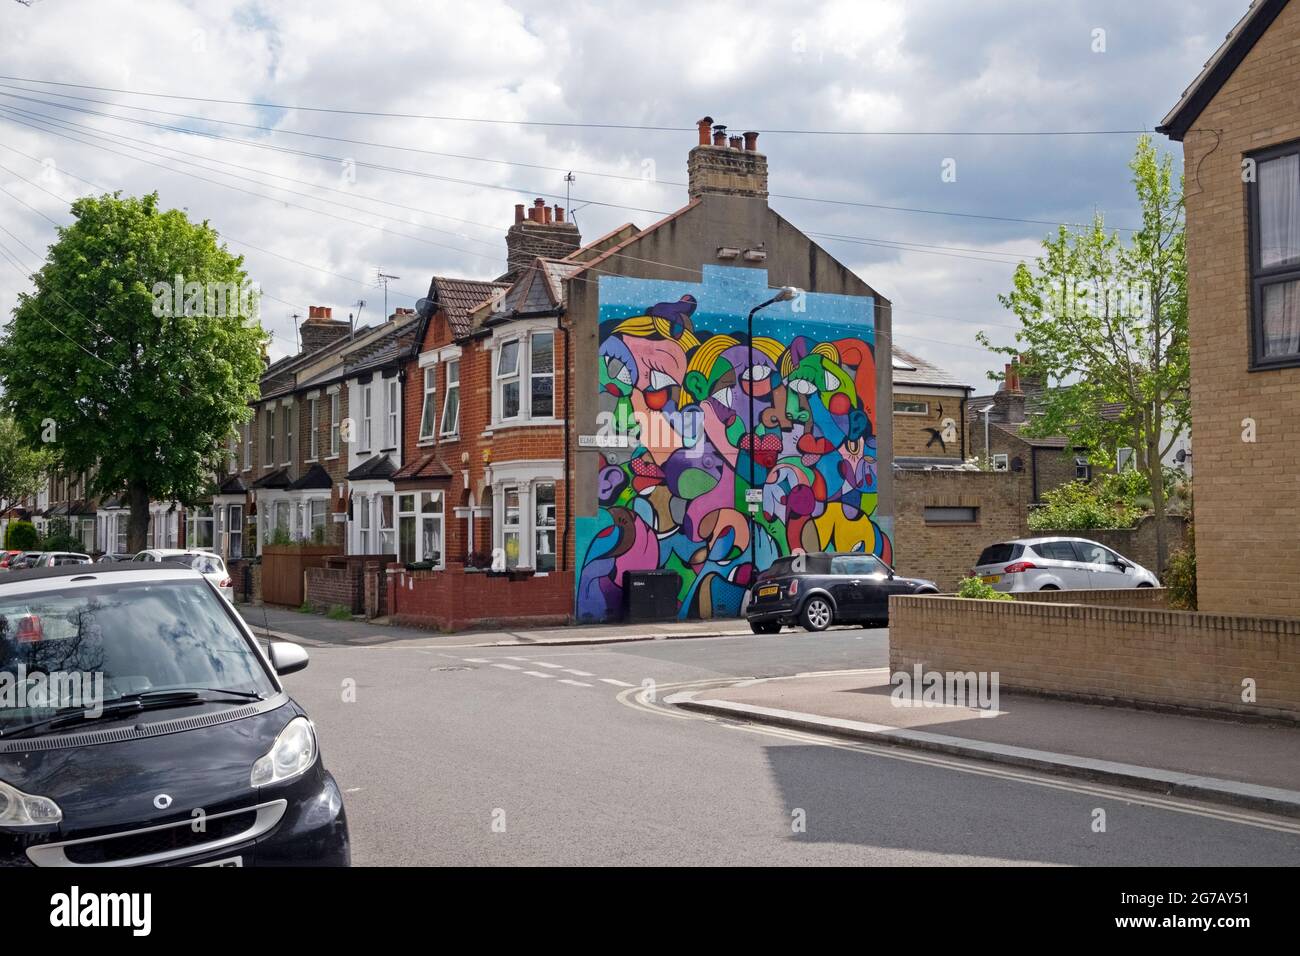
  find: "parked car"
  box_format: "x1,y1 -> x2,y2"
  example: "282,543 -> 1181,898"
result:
32,552 -> 92,568
970,537 -> 1160,592
746,552 -> 939,633
0,551 -> 22,570
95,552 -> 134,563
8,552 -> 44,571
0,562 -> 350,867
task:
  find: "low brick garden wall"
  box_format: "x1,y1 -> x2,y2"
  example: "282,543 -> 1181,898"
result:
387,567 -> 575,631
304,555 -> 394,616
890,592 -> 1300,721
1010,586 -> 1169,609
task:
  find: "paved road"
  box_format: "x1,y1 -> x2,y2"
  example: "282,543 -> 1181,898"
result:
275,626 -> 1300,866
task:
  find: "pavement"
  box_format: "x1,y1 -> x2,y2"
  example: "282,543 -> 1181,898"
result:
237,602 -> 757,648
278,626 -> 1300,865
671,668 -> 1300,818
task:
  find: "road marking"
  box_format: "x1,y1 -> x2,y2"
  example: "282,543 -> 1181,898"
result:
462,658 -> 492,663
563,669 -> 595,677
558,679 -> 593,687
505,656 -> 532,661
600,678 -> 636,687
533,662 -> 564,669
522,670 -> 554,678
616,678 -> 1300,835
491,663 -> 523,671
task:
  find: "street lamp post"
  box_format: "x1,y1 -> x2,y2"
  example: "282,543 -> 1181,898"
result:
745,286 -> 801,594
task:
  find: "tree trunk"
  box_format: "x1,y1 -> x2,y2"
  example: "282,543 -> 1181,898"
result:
127,480 -> 151,554
1147,433 -> 1168,576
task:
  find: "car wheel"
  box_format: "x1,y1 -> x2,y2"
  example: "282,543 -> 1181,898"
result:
1136,582 -> 1153,588
1039,584 -> 1060,591
750,621 -> 781,635
800,597 -> 833,632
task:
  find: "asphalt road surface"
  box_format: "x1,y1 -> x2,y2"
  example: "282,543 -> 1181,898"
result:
275,627 -> 1300,866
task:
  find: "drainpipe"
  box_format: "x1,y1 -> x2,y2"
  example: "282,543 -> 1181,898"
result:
558,308 -> 571,573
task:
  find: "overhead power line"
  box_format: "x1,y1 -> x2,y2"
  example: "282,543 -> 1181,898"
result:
0,75 -> 1152,137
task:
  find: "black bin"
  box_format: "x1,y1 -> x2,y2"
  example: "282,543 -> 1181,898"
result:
622,570 -> 681,623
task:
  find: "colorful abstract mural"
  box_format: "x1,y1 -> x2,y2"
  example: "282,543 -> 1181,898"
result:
576,267 -> 890,621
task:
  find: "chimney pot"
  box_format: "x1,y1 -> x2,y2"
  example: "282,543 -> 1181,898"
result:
728,135 -> 742,150
696,116 -> 713,146
543,205 -> 553,224
743,131 -> 759,151
712,124 -> 727,146
514,203 -> 525,224
555,205 -> 565,223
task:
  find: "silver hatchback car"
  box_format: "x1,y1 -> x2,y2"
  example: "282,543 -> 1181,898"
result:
971,537 -> 1160,593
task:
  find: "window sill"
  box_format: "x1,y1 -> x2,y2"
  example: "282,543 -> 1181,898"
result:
488,418 -> 564,431
418,438 -> 437,447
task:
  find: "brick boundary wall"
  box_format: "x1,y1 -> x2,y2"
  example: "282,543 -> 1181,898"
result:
305,566 -> 358,614
387,568 -> 575,631
1009,587 -> 1169,609
889,595 -> 1300,722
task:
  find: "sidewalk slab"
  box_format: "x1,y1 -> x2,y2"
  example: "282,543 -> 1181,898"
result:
236,603 -> 755,648
672,670 -> 1300,818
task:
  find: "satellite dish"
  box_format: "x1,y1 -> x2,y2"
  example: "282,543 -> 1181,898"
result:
415,297 -> 436,319
1010,456 -> 1025,473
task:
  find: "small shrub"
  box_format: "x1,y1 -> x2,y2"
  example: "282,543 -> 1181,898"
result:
957,576 -> 1014,601
326,604 -> 352,621
4,519 -> 38,550
297,600 -> 315,614
1165,522 -> 1197,610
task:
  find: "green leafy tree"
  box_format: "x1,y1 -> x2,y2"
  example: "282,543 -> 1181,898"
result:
0,193 -> 265,552
0,415 -> 52,510
982,136 -> 1188,570
4,520 -> 38,550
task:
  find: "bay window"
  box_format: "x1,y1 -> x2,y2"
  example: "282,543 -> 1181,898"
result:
441,359 -> 460,436
229,504 -> 244,559
310,499 -> 327,541
189,506 -> 214,549
398,493 -> 417,564
419,366 -> 438,441
357,495 -> 372,552
421,492 -> 444,568
1250,143 -> 1300,367
534,482 -> 556,572
379,494 -> 395,555
530,333 -> 555,419
497,341 -> 521,420
502,486 -> 522,568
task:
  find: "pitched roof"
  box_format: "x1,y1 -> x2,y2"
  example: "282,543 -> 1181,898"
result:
288,463 -> 333,491
347,454 -> 397,482
890,345 -> 971,389
1157,0 -> 1290,141
217,475 -> 248,495
393,450 -> 454,482
430,276 -> 510,339
992,422 -> 1072,449
252,467 -> 293,489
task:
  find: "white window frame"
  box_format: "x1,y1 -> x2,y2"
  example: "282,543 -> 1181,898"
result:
385,378 -> 399,450
420,491 -> 445,569
496,339 -> 523,423
329,390 -> 341,458
534,481 -> 556,573
378,493 -> 395,555
361,385 -> 373,452
308,398 -> 319,461
397,493 -> 417,564
529,332 -> 555,420
440,359 -> 460,437
419,365 -> 438,442
501,484 -> 522,568
893,399 -> 929,415
243,420 -> 252,471
357,494 -> 372,553
281,403 -> 294,466
228,504 -> 244,559
263,407 -> 275,468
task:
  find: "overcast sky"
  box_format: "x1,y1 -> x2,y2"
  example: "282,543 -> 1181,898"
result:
0,0 -> 1248,390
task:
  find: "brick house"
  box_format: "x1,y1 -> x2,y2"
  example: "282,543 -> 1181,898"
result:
890,345 -> 972,465
1158,0 -> 1300,616
381,117 -> 895,624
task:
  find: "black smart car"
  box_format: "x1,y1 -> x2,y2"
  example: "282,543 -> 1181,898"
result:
746,552 -> 938,633
0,563 -> 349,867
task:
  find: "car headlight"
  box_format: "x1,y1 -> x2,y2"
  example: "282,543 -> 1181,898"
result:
250,716 -> 317,787
0,779 -> 63,827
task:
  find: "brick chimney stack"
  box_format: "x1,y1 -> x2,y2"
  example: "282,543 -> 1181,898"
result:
688,114 -> 768,200
503,196 -> 582,282
299,305 -> 351,354
993,361 -> 1027,423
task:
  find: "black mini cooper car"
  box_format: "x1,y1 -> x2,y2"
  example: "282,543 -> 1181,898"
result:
0,563 -> 349,867
745,552 -> 938,633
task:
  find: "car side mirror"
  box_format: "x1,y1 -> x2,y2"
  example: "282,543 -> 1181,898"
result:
268,641 -> 309,676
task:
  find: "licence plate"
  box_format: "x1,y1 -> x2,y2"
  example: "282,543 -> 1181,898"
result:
757,585 -> 779,597
980,575 -> 1001,584
195,856 -> 243,867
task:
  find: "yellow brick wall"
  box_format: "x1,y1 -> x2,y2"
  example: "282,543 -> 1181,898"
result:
1179,1 -> 1300,615
890,595 -> 1300,720
891,392 -> 966,458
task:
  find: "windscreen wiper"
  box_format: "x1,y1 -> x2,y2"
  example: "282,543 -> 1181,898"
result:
1,689 -> 263,738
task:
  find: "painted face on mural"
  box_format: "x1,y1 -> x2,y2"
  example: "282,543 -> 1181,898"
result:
579,273 -> 891,623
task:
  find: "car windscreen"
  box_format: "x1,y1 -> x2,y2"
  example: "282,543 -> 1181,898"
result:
0,579 -> 273,733
185,554 -> 225,575
977,543 -> 1023,566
